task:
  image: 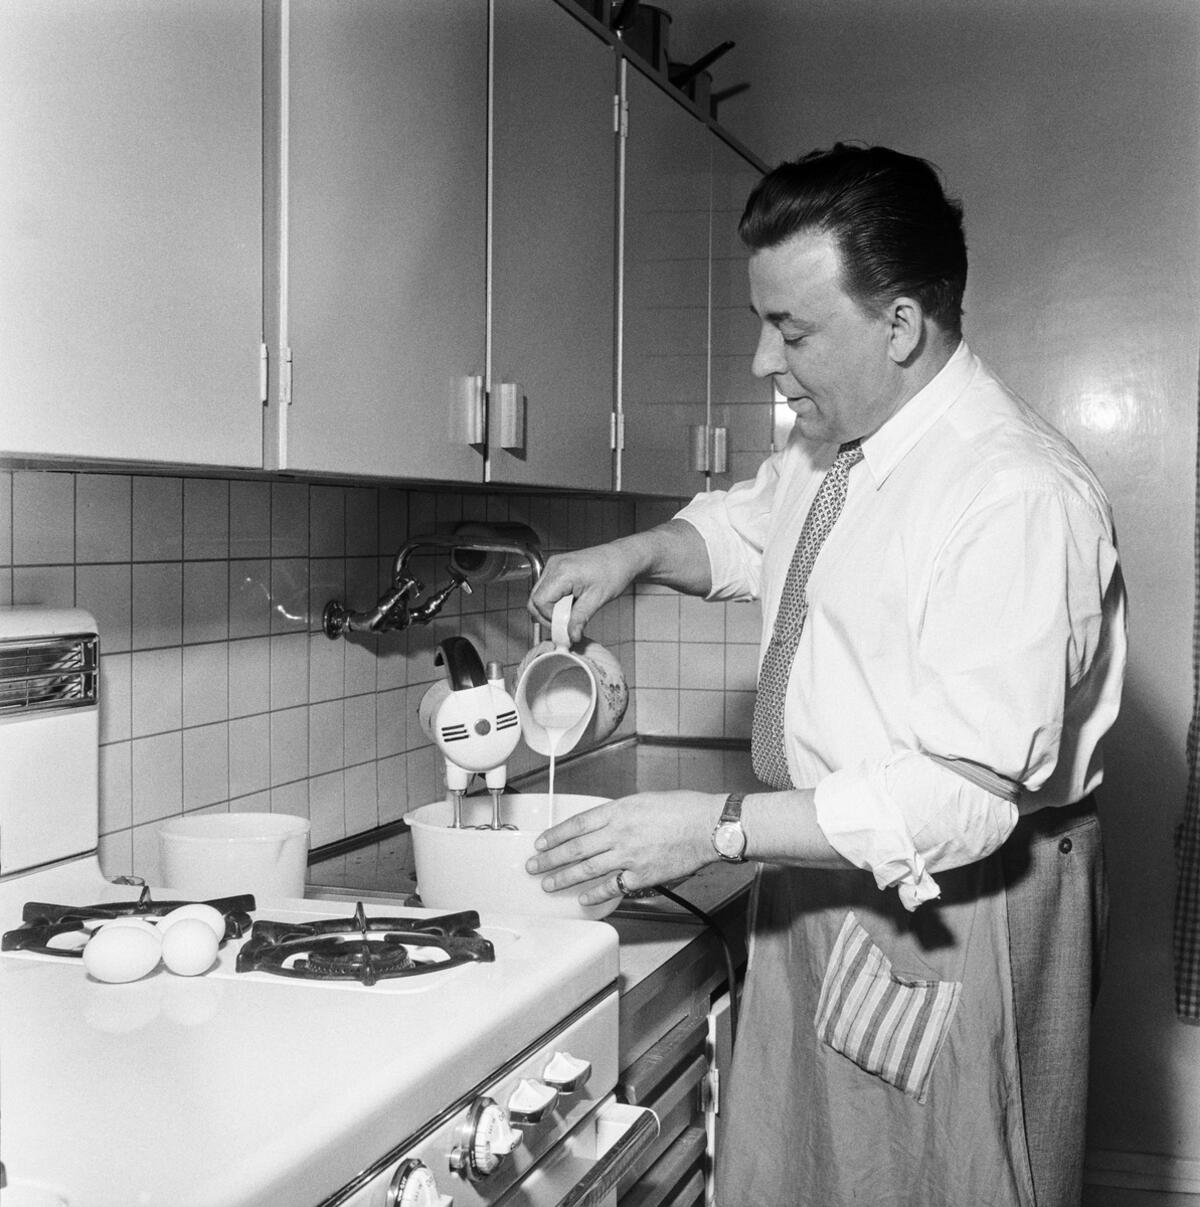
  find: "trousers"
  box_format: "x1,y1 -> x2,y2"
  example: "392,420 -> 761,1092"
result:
1002,796 -> 1108,1206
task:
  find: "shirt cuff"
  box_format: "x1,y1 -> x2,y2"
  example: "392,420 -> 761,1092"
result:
814,767 -> 942,910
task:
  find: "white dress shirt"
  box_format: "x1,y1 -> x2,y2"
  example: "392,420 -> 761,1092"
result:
677,342 -> 1127,907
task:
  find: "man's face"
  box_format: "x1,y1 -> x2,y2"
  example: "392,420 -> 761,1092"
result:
748,230 -> 905,446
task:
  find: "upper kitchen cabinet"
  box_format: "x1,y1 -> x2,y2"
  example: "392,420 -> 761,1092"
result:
487,1 -> 618,491
618,61 -> 769,498
618,63 -> 712,497
708,136 -> 771,492
0,0 -> 263,469
272,0 -> 488,482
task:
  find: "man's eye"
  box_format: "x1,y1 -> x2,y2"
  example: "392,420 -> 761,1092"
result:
782,334 -> 806,347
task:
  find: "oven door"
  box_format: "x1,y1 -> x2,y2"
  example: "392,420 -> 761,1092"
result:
497,1098 -> 658,1207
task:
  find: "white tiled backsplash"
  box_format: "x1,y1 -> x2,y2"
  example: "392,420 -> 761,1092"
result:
0,470 -> 761,881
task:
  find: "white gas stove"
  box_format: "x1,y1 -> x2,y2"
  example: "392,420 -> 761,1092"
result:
0,609 -> 656,1207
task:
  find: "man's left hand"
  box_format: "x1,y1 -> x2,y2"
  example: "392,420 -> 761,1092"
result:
525,790 -> 723,905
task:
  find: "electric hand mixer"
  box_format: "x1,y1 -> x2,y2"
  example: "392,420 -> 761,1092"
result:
417,636 -> 522,829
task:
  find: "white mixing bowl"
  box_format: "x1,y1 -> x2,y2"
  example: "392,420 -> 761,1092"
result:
404,793 -> 618,921
157,812 -> 311,901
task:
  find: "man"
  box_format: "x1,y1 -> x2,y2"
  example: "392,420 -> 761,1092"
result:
526,144 -> 1126,1206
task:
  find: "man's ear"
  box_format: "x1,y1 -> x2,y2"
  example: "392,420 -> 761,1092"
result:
886,296 -> 925,364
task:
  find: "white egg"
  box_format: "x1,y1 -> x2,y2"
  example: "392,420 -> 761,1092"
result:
83,921 -> 163,984
159,903 -> 226,942
160,917 -> 219,977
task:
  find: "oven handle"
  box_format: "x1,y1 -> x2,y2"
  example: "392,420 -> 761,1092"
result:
541,1099 -> 659,1207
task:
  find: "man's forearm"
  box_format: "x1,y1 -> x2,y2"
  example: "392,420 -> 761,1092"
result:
616,519 -> 712,596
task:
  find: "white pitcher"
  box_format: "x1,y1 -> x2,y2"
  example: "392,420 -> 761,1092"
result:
514,596 -> 628,756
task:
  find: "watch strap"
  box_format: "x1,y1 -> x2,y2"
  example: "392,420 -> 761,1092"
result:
712,792 -> 748,862
719,792 -> 745,825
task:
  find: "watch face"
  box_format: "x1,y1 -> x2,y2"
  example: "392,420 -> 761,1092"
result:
714,823 -> 746,859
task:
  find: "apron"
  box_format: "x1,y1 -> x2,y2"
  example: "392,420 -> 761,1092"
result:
716,804 -> 1106,1207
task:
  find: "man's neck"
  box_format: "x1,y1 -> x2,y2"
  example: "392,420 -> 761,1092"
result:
890,331 -> 960,415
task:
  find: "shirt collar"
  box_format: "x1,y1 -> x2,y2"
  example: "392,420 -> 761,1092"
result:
859,341 -> 977,487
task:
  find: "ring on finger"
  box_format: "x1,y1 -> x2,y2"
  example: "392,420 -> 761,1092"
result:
614,871 -> 659,900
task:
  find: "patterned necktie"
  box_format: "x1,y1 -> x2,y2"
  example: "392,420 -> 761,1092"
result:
752,440 -> 864,788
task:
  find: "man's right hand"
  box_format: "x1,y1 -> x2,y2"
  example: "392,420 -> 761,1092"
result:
527,520 -> 712,645
528,542 -> 642,644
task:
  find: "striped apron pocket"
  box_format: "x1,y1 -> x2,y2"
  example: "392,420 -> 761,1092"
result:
814,911 -> 962,1103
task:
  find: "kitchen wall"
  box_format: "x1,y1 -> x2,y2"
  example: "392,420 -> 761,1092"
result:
668,0 -> 1200,1196
0,469 -> 761,883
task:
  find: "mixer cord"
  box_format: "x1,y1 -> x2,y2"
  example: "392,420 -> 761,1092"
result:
656,886 -> 739,1049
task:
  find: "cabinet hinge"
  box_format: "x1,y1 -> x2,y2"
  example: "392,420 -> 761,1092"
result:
282,346 -> 293,407
702,1066 -> 721,1115
614,93 -> 628,140
610,411 -> 625,451
259,343 -> 268,406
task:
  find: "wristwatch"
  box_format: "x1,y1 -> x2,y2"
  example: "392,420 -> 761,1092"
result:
711,792 -> 748,863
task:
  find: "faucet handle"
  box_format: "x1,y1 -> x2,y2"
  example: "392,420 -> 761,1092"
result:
406,567 -> 470,625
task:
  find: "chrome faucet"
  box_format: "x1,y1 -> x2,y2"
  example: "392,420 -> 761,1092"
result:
322,525 -> 544,640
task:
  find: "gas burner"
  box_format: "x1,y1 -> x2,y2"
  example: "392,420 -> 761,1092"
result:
1,886 -> 255,957
236,903 -> 495,986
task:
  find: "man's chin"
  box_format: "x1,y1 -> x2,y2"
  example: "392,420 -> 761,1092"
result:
790,407 -> 836,444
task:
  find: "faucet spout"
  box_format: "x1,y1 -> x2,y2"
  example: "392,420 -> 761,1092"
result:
322,525 -> 544,642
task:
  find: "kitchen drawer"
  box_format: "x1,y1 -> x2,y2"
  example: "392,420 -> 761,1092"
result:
618,931 -> 733,1071
617,1048 -> 707,1194
618,1125 -> 706,1207
618,1014 -> 708,1106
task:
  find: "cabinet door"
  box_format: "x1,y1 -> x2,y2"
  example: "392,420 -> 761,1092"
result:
278,0 -> 487,482
708,139 -> 772,492
618,66 -> 712,498
0,0 -> 262,468
488,0 -> 617,491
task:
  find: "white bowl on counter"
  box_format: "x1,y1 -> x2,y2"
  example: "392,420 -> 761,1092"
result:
404,793 -> 618,921
157,812 -> 311,901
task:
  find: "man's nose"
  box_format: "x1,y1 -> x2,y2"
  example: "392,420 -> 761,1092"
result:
751,324 -> 785,379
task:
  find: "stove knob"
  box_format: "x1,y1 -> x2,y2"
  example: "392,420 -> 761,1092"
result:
542,1051 -> 592,1094
507,1077 -> 560,1126
449,1096 -> 523,1181
386,1158 -> 453,1207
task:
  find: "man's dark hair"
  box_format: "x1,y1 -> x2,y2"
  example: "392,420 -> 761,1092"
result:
739,143 -> 968,338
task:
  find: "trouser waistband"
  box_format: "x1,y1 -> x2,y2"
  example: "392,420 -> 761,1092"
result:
1013,793 -> 1098,839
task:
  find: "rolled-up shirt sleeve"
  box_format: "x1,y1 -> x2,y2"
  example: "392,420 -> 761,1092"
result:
815,758 -> 1017,909
675,451 -> 782,603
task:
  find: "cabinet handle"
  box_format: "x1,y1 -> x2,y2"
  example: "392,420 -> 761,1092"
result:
688,423 -> 709,473
687,425 -> 729,475
461,374 -> 485,446
710,425 -> 729,475
498,381 -> 526,451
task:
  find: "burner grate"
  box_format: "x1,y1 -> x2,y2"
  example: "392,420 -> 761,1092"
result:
236,903 -> 495,986
1,887 -> 255,956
